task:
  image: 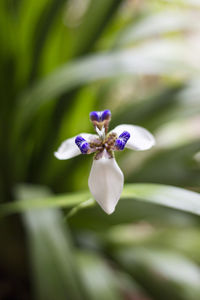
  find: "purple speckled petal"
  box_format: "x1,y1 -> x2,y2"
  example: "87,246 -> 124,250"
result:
54,133 -> 97,160
101,109 -> 111,121
75,136 -> 90,154
89,111 -> 99,122
112,124 -> 155,151
115,131 -> 130,151
89,110 -> 111,122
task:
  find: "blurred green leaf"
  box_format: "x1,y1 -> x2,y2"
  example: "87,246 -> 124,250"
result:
24,208 -> 86,300
129,140 -> 200,186
2,1 -> 200,299
18,40 -> 194,123
21,184 -> 87,300
1,183 -> 200,218
69,0 -> 123,57
117,10 -> 200,45
122,184 -> 200,215
114,247 -> 200,300
111,85 -> 183,129
0,189 -> 90,217
77,251 -> 123,300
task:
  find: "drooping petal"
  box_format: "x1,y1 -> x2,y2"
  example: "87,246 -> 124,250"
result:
112,124 -> 155,151
54,133 -> 97,160
88,155 -> 124,214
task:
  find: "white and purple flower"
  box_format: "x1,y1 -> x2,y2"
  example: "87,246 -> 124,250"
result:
54,110 -> 155,214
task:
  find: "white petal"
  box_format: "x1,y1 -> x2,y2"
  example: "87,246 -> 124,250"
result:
112,124 -> 155,151
88,156 -> 124,214
54,133 -> 97,160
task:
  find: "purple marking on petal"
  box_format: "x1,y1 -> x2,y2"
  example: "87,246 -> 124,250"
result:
115,131 -> 130,151
119,131 -> 130,142
101,109 -> 111,121
75,136 -> 90,154
115,139 -> 125,150
89,109 -> 111,122
89,111 -> 99,122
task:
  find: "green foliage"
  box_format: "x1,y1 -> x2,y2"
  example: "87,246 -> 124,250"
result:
0,0 -> 200,299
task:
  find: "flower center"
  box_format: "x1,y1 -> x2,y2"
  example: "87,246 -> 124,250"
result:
90,132 -> 117,159
75,109 -> 131,159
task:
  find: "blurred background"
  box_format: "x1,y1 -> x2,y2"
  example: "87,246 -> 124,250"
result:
0,0 -> 200,299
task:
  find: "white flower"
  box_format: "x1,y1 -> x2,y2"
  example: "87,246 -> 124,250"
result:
54,110 -> 155,214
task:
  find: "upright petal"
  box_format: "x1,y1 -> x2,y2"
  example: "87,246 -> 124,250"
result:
89,110 -> 111,122
54,133 -> 97,160
112,124 -> 155,151
88,156 -> 124,214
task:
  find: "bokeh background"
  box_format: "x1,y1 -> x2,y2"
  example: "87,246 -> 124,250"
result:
1,0 -> 200,299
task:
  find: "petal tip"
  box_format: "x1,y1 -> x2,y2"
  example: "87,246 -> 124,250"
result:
54,151 -> 65,160
94,195 -> 119,215
54,151 -> 60,159
103,205 -> 116,215
147,134 -> 156,149
95,200 -> 117,214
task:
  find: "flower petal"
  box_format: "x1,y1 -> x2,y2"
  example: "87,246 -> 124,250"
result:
112,124 -> 155,151
54,133 -> 97,160
88,156 -> 124,214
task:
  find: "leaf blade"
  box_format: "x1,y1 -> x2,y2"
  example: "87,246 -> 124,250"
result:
1,184 -> 200,218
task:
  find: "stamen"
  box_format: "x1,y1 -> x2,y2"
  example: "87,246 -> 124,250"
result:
115,131 -> 130,151
104,132 -> 117,148
75,136 -> 90,154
